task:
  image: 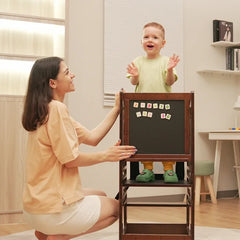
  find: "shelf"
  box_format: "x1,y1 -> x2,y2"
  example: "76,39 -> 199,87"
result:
197,69 -> 240,75
122,223 -> 193,240
126,202 -> 190,207
197,42 -> 240,75
211,41 -> 240,47
124,179 -> 191,187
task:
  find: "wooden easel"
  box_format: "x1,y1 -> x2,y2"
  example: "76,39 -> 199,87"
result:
119,92 -> 195,240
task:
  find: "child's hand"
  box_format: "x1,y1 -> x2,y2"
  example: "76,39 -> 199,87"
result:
167,54 -> 180,70
127,62 -> 139,78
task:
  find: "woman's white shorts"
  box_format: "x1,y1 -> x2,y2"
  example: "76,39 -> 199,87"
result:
23,195 -> 101,235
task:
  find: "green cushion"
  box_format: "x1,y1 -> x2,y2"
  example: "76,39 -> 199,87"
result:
195,161 -> 214,176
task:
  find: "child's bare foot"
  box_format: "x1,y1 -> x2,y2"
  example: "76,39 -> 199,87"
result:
35,231 -> 48,240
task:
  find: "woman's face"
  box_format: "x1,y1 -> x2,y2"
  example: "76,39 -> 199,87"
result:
51,61 -> 76,97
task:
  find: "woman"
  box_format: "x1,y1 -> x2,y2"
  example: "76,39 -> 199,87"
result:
22,56 -> 136,240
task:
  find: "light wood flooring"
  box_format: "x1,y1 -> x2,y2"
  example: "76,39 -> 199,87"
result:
0,198 -> 239,236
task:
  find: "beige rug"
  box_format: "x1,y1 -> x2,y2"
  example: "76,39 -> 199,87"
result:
1,222 -> 240,240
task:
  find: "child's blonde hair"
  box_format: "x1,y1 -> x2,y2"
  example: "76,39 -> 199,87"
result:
143,22 -> 165,39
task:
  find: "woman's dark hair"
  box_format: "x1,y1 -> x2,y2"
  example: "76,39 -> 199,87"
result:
22,56 -> 63,131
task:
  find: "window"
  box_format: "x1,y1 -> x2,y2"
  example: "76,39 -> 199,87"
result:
0,0 -> 65,95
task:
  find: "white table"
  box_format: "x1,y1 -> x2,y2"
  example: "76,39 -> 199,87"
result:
199,130 -> 240,198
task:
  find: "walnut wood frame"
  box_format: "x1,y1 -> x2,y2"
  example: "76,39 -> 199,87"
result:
119,92 -> 195,240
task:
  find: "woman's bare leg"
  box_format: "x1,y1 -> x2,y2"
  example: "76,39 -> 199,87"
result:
82,195 -> 119,233
35,231 -> 47,240
36,195 -> 119,240
81,187 -> 107,197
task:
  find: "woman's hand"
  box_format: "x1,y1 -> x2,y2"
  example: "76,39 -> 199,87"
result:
64,140 -> 137,168
104,140 -> 137,162
114,92 -> 121,113
114,89 -> 125,113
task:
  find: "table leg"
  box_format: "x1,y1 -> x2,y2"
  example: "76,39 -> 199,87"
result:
232,141 -> 240,198
213,140 -> 222,198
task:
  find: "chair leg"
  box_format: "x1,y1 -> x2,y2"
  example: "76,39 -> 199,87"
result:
200,176 -> 207,202
206,176 -> 217,204
195,176 -> 201,205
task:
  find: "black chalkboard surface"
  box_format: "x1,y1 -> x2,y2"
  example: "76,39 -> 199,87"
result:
129,99 -> 185,154
120,93 -> 193,156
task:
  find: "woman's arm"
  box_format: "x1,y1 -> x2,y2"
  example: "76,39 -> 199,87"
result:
83,92 -> 121,146
64,140 -> 136,168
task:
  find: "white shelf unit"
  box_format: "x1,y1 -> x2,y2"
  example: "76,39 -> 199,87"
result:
197,69 -> 240,75
197,41 -> 240,75
211,41 -> 240,47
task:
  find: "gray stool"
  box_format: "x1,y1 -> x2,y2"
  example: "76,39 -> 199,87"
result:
195,161 -> 217,205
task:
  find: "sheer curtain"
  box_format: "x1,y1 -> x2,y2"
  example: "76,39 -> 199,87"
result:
0,0 -> 65,19
0,21 -> 65,95
0,0 -> 65,95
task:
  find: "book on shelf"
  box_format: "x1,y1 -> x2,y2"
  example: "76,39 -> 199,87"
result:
226,47 -> 240,71
213,19 -> 233,42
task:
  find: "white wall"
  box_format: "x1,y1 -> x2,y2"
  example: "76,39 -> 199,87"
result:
183,0 -> 240,193
104,0 -> 184,98
66,0 -> 240,198
66,0 -> 120,198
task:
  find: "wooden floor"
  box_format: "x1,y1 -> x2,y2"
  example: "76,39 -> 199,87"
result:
0,198 -> 239,236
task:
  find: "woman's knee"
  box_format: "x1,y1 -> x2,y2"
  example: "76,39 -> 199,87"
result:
82,197 -> 118,235
96,190 -> 107,197
82,188 -> 107,197
99,197 -> 119,219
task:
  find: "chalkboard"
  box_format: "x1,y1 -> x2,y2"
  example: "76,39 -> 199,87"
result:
120,93 -> 193,156
129,99 -> 185,154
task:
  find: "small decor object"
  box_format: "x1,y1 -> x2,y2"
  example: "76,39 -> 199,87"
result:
226,47 -> 240,71
213,19 -> 233,42
233,96 -> 240,128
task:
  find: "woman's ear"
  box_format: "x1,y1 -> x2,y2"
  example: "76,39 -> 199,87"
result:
49,79 -> 56,89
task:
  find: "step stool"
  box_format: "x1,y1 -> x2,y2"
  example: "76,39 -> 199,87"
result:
195,160 -> 217,205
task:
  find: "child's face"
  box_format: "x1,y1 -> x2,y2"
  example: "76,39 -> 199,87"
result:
141,26 -> 166,59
